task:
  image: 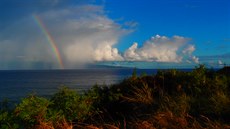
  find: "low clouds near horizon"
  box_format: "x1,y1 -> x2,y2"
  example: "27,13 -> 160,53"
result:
0,3 -> 199,69
124,35 -> 198,63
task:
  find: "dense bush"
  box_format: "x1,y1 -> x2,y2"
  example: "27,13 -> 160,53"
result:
0,65 -> 229,129
50,87 -> 94,122
15,95 -> 50,127
0,99 -> 19,129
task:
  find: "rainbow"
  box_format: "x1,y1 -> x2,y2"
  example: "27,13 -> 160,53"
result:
33,15 -> 64,69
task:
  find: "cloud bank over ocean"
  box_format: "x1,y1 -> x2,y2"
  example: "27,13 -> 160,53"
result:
0,0 -> 229,69
2,0 -> 228,69
0,4 -> 128,69
124,35 -> 198,63
0,3 -> 198,69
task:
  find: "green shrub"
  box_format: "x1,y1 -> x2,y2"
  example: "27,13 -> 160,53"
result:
0,65 -> 229,128
0,111 -> 19,129
158,94 -> 190,117
50,87 -> 94,122
209,91 -> 230,117
83,85 -> 123,122
15,95 -> 50,127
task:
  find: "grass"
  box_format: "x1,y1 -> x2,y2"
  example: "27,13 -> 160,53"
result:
0,65 -> 230,129
122,82 -> 154,105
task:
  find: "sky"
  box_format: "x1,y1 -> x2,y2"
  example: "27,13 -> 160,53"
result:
0,0 -> 229,69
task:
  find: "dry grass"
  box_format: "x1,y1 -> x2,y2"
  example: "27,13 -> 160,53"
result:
55,119 -> 73,129
152,111 -> 188,129
122,83 -> 154,105
74,123 -> 120,129
35,121 -> 54,129
130,111 -> 230,129
34,118 -> 73,129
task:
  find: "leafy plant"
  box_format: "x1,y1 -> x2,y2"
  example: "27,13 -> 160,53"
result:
50,87 -> 94,122
15,95 -> 50,127
0,65 -> 229,128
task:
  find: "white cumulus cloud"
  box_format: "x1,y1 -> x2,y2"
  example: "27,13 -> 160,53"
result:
183,44 -> 195,54
38,5 -> 128,67
0,3 -> 200,69
191,56 -> 199,64
94,43 -> 124,61
218,60 -> 223,65
124,42 -> 141,61
0,4 -> 129,69
124,35 -> 194,63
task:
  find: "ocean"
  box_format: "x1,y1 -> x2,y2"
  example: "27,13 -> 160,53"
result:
0,68 -> 159,103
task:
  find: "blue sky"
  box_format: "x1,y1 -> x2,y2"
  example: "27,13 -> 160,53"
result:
0,0 -> 229,69
105,0 -> 230,53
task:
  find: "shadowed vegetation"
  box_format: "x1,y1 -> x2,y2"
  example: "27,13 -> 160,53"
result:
0,65 -> 230,128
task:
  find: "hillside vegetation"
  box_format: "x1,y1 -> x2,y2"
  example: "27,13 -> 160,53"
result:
0,65 -> 230,129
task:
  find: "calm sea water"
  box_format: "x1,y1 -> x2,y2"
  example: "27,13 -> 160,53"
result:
0,68 -> 159,102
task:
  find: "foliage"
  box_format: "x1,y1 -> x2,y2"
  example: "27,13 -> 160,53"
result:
0,110 -> 19,129
122,82 -> 154,105
0,65 -> 229,128
50,87 -> 94,122
15,95 -> 50,127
